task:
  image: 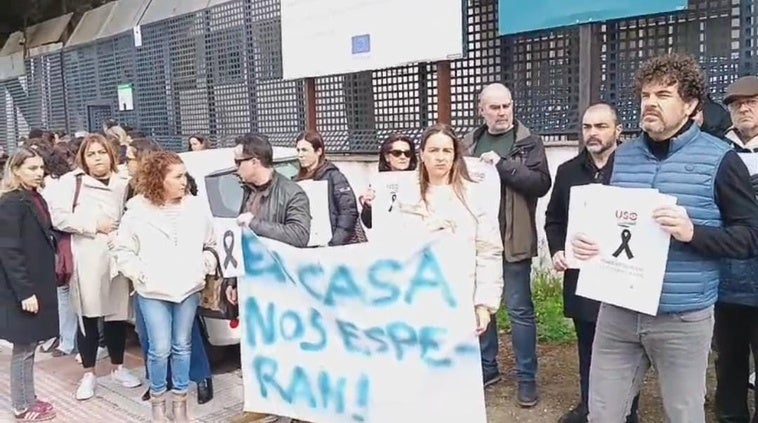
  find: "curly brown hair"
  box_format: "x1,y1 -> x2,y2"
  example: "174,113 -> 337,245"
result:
634,53 -> 705,105
136,151 -> 184,206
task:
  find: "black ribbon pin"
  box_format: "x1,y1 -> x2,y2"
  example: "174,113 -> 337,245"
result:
222,230 -> 239,269
612,229 -> 634,259
388,193 -> 397,212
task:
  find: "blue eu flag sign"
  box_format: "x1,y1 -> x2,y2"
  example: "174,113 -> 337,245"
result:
352,34 -> 371,55
499,0 -> 687,35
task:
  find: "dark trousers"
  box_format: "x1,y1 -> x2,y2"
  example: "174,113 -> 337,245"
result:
714,303 -> 758,423
77,317 -> 127,368
575,319 -> 640,420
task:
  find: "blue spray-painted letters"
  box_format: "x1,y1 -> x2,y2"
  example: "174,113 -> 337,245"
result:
334,319 -> 454,368
253,355 -> 371,421
245,297 -> 326,352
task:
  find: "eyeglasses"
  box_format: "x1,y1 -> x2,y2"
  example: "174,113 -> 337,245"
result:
234,156 -> 255,167
389,150 -> 412,158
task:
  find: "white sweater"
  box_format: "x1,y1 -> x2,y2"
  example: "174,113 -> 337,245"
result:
113,195 -> 217,303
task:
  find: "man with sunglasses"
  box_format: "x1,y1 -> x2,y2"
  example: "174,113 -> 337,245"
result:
462,83 -> 552,408
225,133 -> 311,423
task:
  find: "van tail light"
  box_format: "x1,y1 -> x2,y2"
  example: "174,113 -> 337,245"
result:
230,318 -> 239,329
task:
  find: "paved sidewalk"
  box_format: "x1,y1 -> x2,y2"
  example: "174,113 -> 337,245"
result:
0,341 -> 246,422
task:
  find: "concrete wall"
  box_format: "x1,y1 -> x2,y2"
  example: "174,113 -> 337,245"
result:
327,143 -> 580,269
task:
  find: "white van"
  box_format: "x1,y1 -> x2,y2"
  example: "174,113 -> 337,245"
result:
178,146 -> 299,350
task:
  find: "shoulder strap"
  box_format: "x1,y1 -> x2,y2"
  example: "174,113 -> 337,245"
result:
72,174 -> 83,212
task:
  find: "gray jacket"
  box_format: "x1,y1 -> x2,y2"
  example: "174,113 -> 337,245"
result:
240,171 -> 311,248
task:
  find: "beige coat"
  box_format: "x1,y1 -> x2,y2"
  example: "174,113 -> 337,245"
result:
391,180 -> 504,313
50,169 -> 131,321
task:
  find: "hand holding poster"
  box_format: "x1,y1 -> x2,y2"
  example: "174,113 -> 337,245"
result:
297,180 -> 333,246
568,185 -> 676,315
237,231 -> 488,422
370,158 -> 500,231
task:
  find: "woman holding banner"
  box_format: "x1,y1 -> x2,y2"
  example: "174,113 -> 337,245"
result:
396,123 -> 504,334
357,133 -> 418,228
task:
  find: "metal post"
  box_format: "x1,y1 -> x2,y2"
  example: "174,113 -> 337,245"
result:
578,23 -> 601,149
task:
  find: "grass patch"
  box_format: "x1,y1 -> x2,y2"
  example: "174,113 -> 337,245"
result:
495,267 -> 576,344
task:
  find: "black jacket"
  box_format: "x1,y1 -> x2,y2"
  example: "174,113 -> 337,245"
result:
311,162 -> 359,246
544,149 -> 614,322
241,171 -> 312,248
0,190 -> 58,343
463,120 -> 552,262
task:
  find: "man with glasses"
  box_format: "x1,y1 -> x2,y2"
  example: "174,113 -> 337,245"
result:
715,75 -> 758,423
225,133 -> 311,423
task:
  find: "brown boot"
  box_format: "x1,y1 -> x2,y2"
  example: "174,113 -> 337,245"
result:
172,392 -> 189,422
150,392 -> 168,423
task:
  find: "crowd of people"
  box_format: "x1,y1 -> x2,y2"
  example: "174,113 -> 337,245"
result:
0,52 -> 755,423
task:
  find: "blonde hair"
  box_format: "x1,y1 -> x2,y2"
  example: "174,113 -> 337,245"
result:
106,125 -> 129,146
0,148 -> 44,198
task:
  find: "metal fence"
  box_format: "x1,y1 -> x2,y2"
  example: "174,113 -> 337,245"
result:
0,0 -> 753,153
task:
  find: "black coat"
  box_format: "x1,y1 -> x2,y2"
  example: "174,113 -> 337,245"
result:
312,162 -> 359,246
544,149 -> 614,322
0,190 -> 58,344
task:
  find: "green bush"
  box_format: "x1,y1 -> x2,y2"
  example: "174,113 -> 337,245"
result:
495,268 -> 576,344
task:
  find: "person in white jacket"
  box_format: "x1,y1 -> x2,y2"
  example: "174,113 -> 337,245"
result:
394,123 -> 504,335
113,151 -> 216,423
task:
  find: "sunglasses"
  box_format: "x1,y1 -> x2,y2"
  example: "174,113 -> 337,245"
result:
234,156 -> 255,167
389,150 -> 412,158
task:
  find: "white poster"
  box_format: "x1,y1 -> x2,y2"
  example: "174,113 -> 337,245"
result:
738,153 -> 758,175
568,185 -> 676,315
280,0 -> 463,79
117,83 -> 134,111
237,231 -> 487,423
464,157 -> 501,218
297,180 -> 333,247
369,171 -> 417,230
213,218 -> 244,278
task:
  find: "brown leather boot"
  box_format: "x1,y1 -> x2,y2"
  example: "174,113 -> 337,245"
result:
150,392 -> 168,423
172,392 -> 189,422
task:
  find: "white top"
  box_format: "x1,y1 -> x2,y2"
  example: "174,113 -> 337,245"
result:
113,195 -> 217,303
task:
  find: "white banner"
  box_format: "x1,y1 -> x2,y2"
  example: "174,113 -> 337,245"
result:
568,185 -> 675,315
237,231 -> 487,422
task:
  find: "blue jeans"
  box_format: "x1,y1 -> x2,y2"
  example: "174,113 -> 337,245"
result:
57,286 -> 78,354
479,259 -> 538,383
137,293 -> 201,394
134,299 -> 212,385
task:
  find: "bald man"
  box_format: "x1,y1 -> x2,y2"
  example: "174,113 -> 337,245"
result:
545,103 -> 641,423
462,83 -> 551,407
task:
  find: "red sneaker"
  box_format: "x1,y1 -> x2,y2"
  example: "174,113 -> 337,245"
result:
32,400 -> 53,413
14,407 -> 56,421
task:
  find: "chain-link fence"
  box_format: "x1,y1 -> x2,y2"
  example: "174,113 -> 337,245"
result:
0,0 -> 752,153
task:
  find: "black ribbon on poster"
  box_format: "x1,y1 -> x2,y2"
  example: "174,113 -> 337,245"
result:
222,230 -> 239,269
388,193 -> 397,212
612,229 -> 634,259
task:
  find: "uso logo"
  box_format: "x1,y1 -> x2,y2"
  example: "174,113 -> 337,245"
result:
615,210 -> 638,228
